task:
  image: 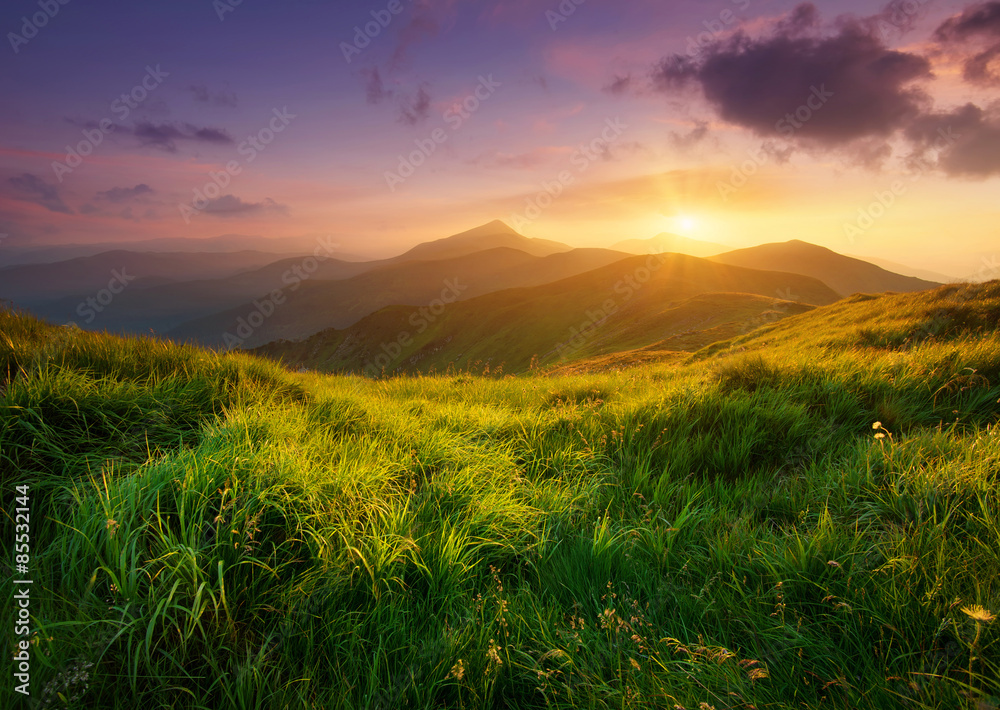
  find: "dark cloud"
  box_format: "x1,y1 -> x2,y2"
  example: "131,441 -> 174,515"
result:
78,203 -> 99,215
603,74 -> 632,96
651,3 -> 932,145
8,173 -> 72,214
397,85 -> 432,126
934,2 -> 1000,86
96,184 -> 153,202
188,84 -> 239,107
132,122 -> 234,152
904,102 -> 1000,177
200,195 -> 289,217
934,1 -> 1000,40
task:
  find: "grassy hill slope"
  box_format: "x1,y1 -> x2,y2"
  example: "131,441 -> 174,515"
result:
2,283 -> 999,709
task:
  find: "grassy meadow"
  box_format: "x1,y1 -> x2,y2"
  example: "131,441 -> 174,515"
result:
2,281 -> 999,709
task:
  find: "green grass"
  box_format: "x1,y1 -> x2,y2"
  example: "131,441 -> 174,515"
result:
2,283 -> 999,709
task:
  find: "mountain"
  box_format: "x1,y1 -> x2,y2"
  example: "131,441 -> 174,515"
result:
8,221 -> 578,338
611,233 -> 727,258
0,250 -> 293,304
169,246 -> 633,347
847,255 -> 957,284
253,253 -> 840,375
397,220 -> 572,261
708,240 -> 940,297
0,234 -> 368,268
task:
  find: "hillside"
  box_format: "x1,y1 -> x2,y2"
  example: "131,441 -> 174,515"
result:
170,246 -> 633,347
253,253 -> 839,374
709,239 -> 940,296
2,282 -> 998,709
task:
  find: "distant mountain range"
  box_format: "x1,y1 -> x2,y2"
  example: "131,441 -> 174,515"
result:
0,233 -> 368,268
611,233 -> 727,258
170,245 -> 633,347
1,220 -> 952,372
708,240 -> 940,297
253,252 -> 838,375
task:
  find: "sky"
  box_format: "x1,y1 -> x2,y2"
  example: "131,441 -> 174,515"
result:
1,0 -> 998,278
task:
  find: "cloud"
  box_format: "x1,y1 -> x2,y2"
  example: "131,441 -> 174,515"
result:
362,67 -> 390,105
8,173 -> 72,213
132,122 -> 234,152
603,74 -> 632,96
904,102 -> 1000,177
933,2 -> 1000,86
360,67 -> 433,125
96,184 -> 154,202
390,13 -> 442,70
668,120 -> 710,151
650,3 -> 932,146
397,85 -> 432,125
188,84 -> 239,107
199,194 -> 289,217
934,1 -> 1000,40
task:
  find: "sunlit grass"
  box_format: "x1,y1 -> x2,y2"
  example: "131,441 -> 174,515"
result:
2,285 -> 999,708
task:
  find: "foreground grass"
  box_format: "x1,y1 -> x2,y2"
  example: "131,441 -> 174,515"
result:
2,284 -> 999,709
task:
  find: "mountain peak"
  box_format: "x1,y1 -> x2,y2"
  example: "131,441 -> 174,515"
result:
453,220 -> 519,238
397,221 -> 571,262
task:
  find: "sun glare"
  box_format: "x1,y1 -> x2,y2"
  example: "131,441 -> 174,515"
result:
677,215 -> 698,234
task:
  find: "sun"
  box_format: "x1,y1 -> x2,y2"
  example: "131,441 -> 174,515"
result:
675,215 -> 698,234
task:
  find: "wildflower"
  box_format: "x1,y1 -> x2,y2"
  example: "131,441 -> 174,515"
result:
447,659 -> 465,681
962,605 -> 996,624
487,639 -> 503,667
629,658 -> 641,670
872,421 -> 882,429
